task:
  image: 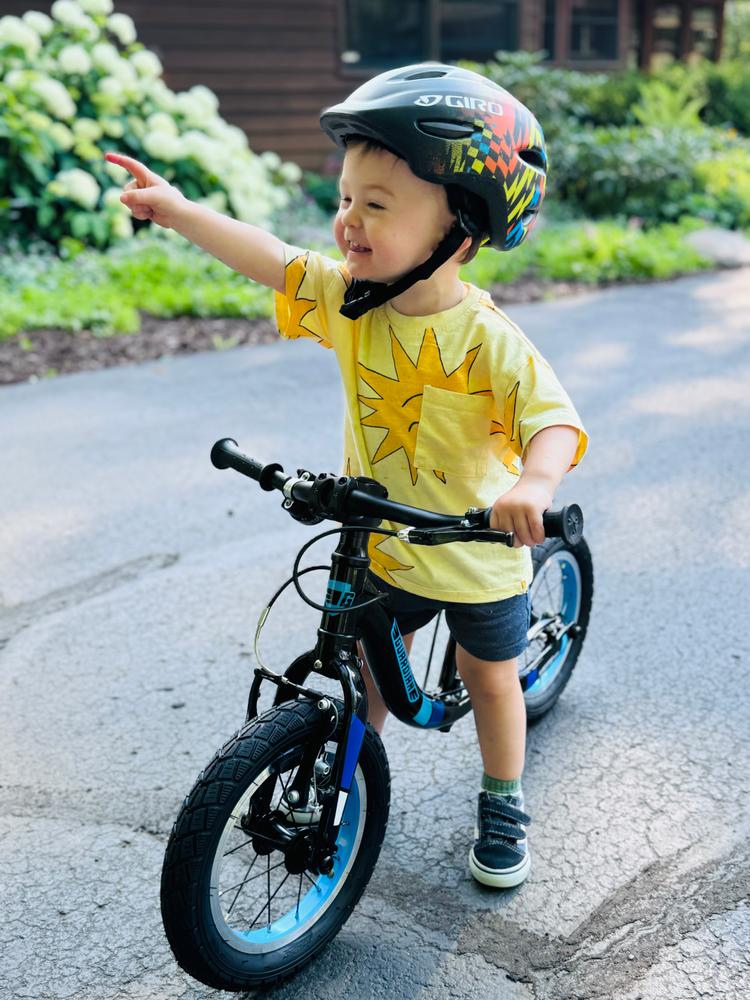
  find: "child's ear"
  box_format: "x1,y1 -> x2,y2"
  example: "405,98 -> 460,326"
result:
454,235 -> 473,263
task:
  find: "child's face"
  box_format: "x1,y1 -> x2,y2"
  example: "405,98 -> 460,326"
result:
334,145 -> 457,284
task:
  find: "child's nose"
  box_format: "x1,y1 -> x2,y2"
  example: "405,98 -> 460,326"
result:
340,201 -> 361,227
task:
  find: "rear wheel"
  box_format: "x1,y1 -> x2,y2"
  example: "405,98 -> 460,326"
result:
160,699 -> 390,990
423,536 -> 593,725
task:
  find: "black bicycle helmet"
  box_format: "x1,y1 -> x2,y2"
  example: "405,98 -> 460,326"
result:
322,62 -> 547,249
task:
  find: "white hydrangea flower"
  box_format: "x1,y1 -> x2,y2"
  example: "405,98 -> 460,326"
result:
107,12 -> 137,46
49,122 -> 75,151
181,129 -> 220,169
98,76 -> 125,101
146,112 -> 178,138
4,68 -> 34,91
79,0 -> 114,16
109,56 -> 137,87
280,161 -> 302,184
260,150 -> 282,171
101,117 -> 124,138
58,44 -> 92,75
103,186 -> 125,209
50,2 -> 98,40
49,168 -> 101,210
0,15 -> 42,59
31,77 -> 77,120
143,132 -> 182,162
147,78 -> 178,113
189,85 -> 219,114
198,191 -> 228,214
91,41 -> 120,74
131,49 -> 162,79
22,11 -> 54,38
111,212 -> 134,240
25,109 -> 53,132
175,92 -> 216,128
73,118 -> 103,141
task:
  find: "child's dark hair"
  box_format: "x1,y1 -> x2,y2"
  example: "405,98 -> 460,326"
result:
342,134 -> 487,263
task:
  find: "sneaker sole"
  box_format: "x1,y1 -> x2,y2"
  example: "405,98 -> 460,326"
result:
468,848 -> 531,888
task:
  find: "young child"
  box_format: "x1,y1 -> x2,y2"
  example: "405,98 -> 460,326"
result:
106,62 -> 587,890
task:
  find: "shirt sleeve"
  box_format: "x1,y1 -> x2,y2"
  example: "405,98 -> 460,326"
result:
502,352 -> 588,470
274,246 -> 350,351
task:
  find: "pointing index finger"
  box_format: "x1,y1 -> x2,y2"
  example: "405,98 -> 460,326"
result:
104,151 -> 153,186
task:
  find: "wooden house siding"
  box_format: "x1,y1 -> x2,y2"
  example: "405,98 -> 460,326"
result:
3,2 -> 727,171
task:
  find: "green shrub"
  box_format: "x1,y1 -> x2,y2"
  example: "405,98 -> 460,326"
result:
0,1 -> 302,252
461,217 -> 712,286
550,124 -> 750,227
0,232 -> 273,338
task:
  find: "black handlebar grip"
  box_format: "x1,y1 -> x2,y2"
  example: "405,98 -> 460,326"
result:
210,438 -> 264,481
543,504 -> 584,545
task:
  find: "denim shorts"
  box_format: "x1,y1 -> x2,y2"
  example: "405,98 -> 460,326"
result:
367,572 -> 531,662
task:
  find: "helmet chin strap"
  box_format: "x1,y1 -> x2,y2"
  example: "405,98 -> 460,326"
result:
339,210 -> 476,320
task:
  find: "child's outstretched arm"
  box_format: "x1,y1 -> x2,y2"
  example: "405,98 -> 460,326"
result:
104,152 -> 287,294
489,425 -> 581,548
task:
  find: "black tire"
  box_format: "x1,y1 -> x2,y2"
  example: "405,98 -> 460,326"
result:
160,699 -> 390,991
424,535 -> 594,725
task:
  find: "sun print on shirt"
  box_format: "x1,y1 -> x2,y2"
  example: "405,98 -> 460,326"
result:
357,325 -> 508,485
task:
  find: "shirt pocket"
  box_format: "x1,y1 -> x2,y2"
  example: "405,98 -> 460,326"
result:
414,385 -> 493,479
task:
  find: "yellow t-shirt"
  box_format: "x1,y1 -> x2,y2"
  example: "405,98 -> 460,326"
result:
275,247 -> 588,602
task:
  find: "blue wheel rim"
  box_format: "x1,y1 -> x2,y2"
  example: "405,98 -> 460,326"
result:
525,553 -> 581,696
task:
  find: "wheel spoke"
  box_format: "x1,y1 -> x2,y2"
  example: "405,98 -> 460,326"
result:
227,856 -> 257,916
245,869 -> 293,933
219,858 -> 286,897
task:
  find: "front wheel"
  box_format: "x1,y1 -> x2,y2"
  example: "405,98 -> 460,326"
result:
160,699 -> 390,991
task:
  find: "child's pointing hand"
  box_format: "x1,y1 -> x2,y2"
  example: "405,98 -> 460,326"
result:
104,151 -> 188,229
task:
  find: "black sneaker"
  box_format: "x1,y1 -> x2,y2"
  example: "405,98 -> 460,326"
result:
469,791 -> 531,888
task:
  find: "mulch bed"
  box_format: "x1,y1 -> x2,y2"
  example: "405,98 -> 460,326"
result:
0,277 -> 611,386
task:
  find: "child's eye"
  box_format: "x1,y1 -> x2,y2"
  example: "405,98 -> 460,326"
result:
368,202 -> 384,210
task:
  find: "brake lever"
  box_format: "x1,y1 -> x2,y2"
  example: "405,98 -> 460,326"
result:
396,526 -> 515,547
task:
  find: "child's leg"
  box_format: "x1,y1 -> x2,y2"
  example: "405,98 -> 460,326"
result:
357,632 -> 415,735
454,645 -> 525,778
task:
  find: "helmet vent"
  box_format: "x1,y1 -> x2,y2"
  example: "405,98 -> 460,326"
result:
405,70 -> 447,80
418,120 -> 477,140
519,147 -> 547,172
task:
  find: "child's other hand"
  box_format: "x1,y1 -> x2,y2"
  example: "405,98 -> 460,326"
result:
489,477 -> 554,548
104,151 -> 188,229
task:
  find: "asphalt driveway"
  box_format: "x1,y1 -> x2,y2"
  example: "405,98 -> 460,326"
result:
1,267 -> 749,999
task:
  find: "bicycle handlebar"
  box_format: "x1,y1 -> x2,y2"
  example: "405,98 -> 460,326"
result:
211,438 -> 584,546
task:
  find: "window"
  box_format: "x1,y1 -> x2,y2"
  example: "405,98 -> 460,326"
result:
340,0 -> 519,71
690,4 -> 719,59
439,1 -> 519,62
569,0 -> 619,61
341,0 -> 428,71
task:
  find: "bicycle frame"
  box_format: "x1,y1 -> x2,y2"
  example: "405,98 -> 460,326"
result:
244,517 -> 469,872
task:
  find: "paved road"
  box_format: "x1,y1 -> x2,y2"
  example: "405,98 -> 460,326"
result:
1,268 -> 749,1000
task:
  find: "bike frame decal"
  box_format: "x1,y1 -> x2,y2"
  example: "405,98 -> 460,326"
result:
390,619 -> 420,703
390,619 -> 446,728
325,578 -> 356,613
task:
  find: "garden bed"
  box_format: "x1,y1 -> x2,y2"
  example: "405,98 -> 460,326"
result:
0,275 -> 630,385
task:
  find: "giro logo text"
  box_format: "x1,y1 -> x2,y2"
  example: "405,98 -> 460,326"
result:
414,94 -> 503,114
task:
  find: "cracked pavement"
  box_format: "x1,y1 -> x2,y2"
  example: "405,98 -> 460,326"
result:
1,267 -> 749,998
